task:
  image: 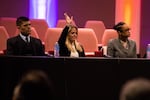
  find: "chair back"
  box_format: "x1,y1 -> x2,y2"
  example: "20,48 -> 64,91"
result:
44,28 -> 63,52
101,29 -> 118,46
56,19 -> 76,28
84,20 -> 106,44
0,26 -> 9,54
78,28 -> 98,52
30,19 -> 49,42
0,17 -> 16,37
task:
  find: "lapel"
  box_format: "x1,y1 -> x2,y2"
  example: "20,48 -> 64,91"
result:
30,37 -> 37,54
17,35 -> 27,46
118,39 -> 129,53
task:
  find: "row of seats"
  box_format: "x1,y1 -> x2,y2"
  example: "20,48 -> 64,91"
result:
0,17 -> 117,44
0,25 -> 118,57
56,19 -> 105,44
0,17 -> 75,43
56,19 -> 118,45
44,28 -> 99,56
55,19 -> 118,56
0,17 -> 49,42
44,27 -> 118,56
0,17 -> 118,56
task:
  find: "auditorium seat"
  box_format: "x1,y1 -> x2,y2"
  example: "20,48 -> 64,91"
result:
56,19 -> 76,28
78,28 -> 99,56
101,29 -> 118,56
101,29 -> 118,46
0,17 -> 17,37
84,20 -> 106,46
0,26 -> 9,54
44,27 -> 101,57
30,19 -> 49,42
44,28 -> 63,54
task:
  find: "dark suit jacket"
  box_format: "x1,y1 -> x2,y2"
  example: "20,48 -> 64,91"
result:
6,35 -> 45,56
59,44 -> 85,57
58,25 -> 85,57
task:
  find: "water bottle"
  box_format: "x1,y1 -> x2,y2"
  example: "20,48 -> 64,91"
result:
54,42 -> 60,57
146,44 -> 150,58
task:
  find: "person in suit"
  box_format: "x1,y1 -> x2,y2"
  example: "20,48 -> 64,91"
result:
57,13 -> 85,57
107,22 -> 137,58
6,16 -> 45,56
119,77 -> 150,100
12,70 -> 54,100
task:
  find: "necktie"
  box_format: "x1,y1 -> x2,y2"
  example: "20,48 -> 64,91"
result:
25,37 -> 29,43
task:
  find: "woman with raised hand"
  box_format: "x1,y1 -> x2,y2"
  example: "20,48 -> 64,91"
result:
57,13 -> 85,57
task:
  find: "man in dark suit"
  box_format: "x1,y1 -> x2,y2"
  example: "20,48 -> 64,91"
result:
6,16 -> 45,56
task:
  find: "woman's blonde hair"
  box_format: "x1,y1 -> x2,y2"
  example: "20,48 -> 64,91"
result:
65,25 -> 83,52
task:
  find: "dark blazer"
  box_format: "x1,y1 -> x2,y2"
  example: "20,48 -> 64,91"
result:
58,25 -> 85,57
6,35 -> 45,56
59,44 -> 85,57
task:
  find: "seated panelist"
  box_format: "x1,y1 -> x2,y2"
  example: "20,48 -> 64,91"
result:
6,16 -> 45,56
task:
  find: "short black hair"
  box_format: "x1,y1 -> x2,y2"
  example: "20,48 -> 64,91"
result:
16,16 -> 29,26
113,22 -> 126,32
